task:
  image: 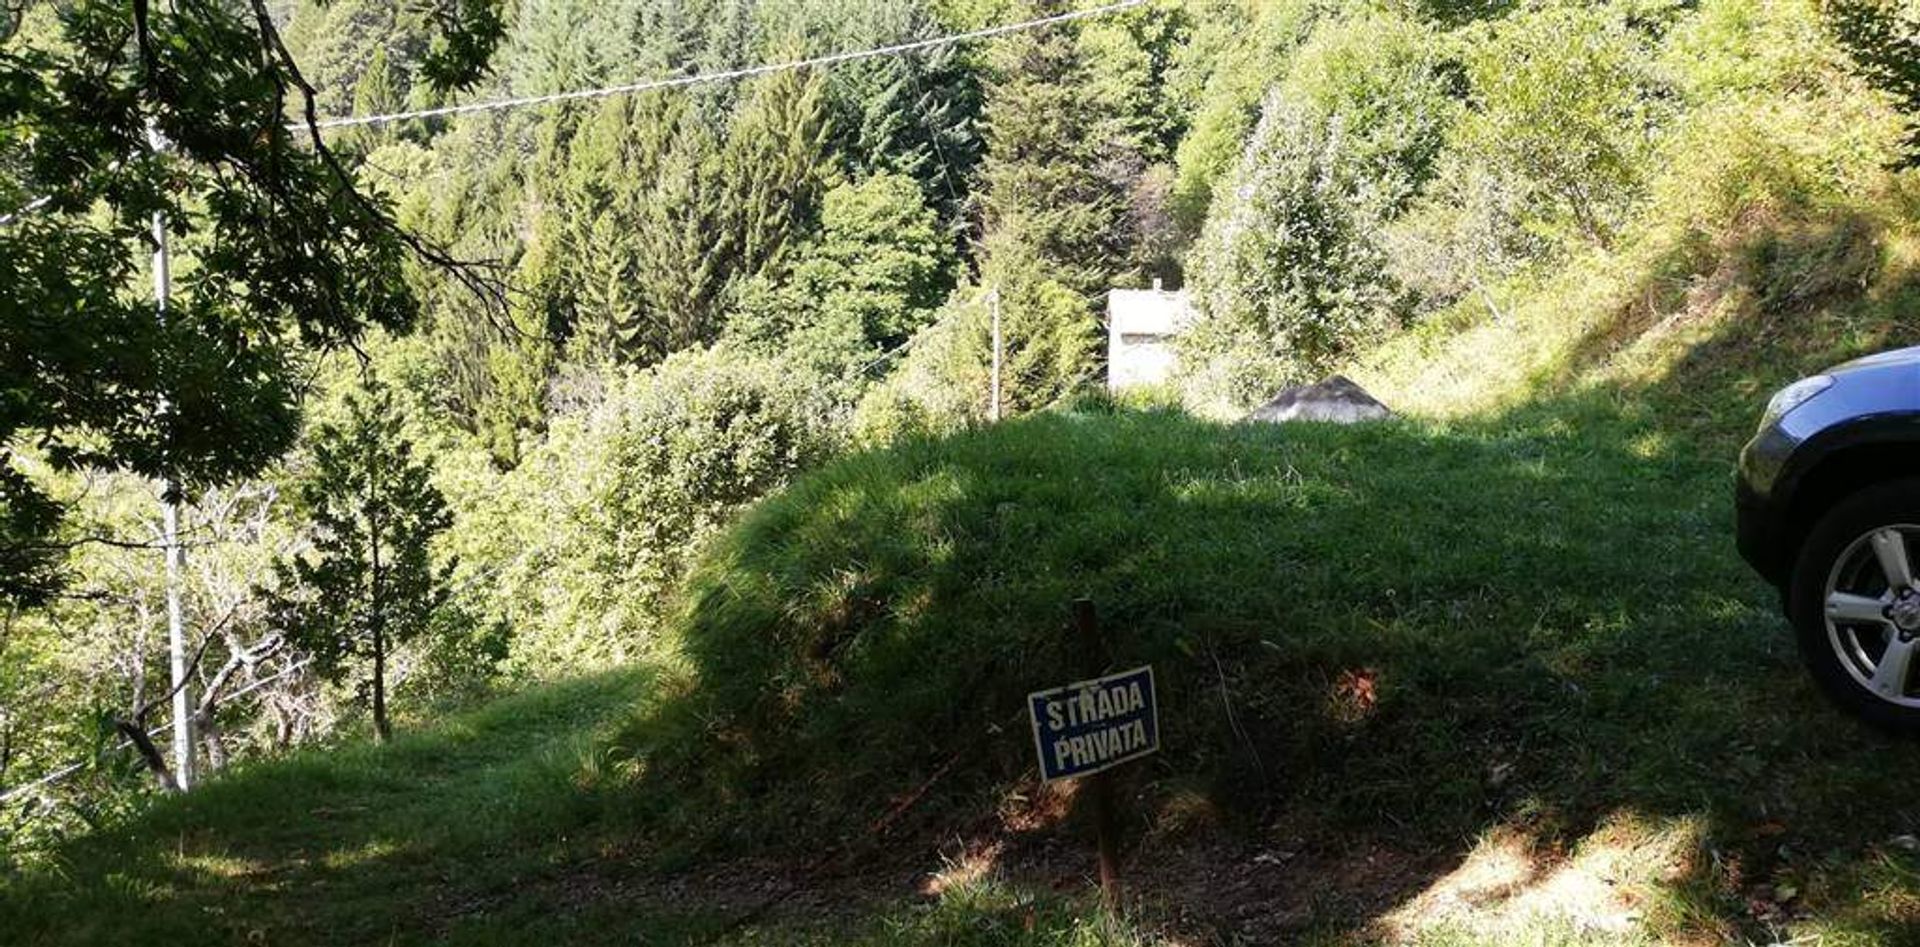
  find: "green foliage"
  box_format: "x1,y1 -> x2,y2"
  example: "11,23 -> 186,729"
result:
724,172 -> 956,398
0,0 -> 501,606
1175,7 -> 1458,400
1165,0 -> 1322,233
268,375 -> 455,741
1076,1 -> 1194,163
1279,11 -> 1459,210
0,465 -> 62,606
754,0 -> 986,222
457,348 -> 842,675
976,5 -> 1143,301
1825,0 -> 1920,166
282,0 -> 487,121
552,66 -> 835,367
1384,2 -> 1673,308
854,237 -> 1098,439
1449,3 -> 1668,248
1180,62 -> 1433,408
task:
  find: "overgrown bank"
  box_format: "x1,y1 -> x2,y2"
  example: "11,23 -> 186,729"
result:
11,296 -> 1919,940
9,0 -> 1920,941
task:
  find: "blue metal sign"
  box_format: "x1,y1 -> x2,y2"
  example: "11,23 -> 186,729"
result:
1028,665 -> 1159,783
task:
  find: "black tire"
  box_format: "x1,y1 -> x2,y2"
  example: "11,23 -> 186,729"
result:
1788,478 -> 1920,733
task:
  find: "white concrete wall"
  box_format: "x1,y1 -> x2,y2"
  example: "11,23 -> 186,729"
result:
1108,333 -> 1180,391
1106,288 -> 1194,391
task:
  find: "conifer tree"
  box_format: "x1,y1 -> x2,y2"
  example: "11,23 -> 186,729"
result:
268,375 -> 451,742
977,3 -> 1151,299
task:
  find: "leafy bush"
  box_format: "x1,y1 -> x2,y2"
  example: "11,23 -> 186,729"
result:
1825,0 -> 1920,166
1277,11 -> 1458,210
1385,3 -> 1672,308
1165,0 -> 1322,233
1177,11 -> 1454,410
852,236 -> 1099,442
1180,97 -> 1407,410
452,347 -> 843,676
723,171 -> 955,403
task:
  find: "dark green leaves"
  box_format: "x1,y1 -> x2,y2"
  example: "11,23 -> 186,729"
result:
0,0 -> 501,606
1826,0 -> 1920,167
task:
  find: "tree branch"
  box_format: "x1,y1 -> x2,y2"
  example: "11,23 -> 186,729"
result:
243,0 -> 522,337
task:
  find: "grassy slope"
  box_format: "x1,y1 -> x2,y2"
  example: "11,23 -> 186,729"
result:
9,170 -> 1920,947
0,671 -> 707,945
0,669 -> 1135,946
625,184 -> 1920,941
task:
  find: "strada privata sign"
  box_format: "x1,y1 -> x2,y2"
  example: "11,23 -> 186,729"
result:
1028,665 -> 1159,782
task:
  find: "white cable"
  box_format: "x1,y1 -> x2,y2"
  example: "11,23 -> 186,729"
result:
0,194 -> 50,227
0,659 -> 311,805
304,0 -> 1148,131
8,2 -> 1148,216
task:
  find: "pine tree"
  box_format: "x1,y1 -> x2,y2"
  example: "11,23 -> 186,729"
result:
343,46 -> 402,152
976,4 -> 1142,302
558,67 -> 833,365
268,375 -> 451,742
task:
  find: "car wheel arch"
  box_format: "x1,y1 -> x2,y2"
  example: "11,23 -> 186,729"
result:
1783,439 -> 1920,570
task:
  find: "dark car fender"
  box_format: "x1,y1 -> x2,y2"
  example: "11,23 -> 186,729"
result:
1745,410 -> 1920,588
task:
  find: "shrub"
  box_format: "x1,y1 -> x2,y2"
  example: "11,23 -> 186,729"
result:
1448,3 -> 1666,248
455,347 -> 843,675
1277,11 -> 1458,211
853,235 -> 1101,441
723,172 -> 955,407
1166,0 -> 1323,233
1386,2 -> 1671,307
1176,11 -> 1454,411
1180,95 -> 1410,411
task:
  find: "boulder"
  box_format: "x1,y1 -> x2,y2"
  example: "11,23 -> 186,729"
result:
1247,374 -> 1392,424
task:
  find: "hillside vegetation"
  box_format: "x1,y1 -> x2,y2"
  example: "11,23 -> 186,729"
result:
7,289 -> 1914,942
7,0 -> 1920,943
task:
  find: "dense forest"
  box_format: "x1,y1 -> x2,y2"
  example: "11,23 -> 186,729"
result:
3,0 -> 1918,887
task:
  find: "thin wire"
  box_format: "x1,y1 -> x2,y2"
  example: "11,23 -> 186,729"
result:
0,194 -> 50,227
4,2 -> 1146,219
304,0 -> 1148,130
0,658 -> 313,805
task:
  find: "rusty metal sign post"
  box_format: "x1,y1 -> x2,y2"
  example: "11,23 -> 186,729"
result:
1026,598 -> 1160,906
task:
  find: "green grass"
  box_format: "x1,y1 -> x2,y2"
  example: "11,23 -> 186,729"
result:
0,667 -> 1142,946
642,392 -> 1918,937
11,345 -> 1920,941
8,193 -> 1920,945
625,190 -> 1920,941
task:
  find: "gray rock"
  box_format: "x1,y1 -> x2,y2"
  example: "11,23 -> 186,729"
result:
1246,375 -> 1392,424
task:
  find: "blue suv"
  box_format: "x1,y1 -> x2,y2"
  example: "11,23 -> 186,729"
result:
1738,345 -> 1920,730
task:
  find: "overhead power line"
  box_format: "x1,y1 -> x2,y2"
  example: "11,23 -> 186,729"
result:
306,0 -> 1150,130
3,1 -> 1147,221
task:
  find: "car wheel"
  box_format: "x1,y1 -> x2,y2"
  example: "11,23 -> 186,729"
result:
1789,478 -> 1920,732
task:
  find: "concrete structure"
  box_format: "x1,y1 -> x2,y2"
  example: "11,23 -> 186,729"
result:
1106,281 -> 1196,391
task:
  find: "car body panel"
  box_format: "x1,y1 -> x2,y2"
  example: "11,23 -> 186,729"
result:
1736,345 -> 1920,589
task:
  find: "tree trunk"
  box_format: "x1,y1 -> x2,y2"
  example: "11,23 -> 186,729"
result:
371,618 -> 390,742
196,709 -> 227,772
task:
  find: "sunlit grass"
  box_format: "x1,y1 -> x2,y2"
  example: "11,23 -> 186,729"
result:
6,190 -> 1919,945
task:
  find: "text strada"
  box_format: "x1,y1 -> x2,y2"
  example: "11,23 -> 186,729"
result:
1027,666 -> 1159,782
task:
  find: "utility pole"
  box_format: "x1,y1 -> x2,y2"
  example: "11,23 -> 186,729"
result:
147,120 -> 193,791
988,286 -> 1003,422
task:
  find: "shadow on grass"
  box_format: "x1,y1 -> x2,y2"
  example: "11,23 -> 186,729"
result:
631,203 -> 1920,942
0,670 -> 708,945
8,208 -> 1917,946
